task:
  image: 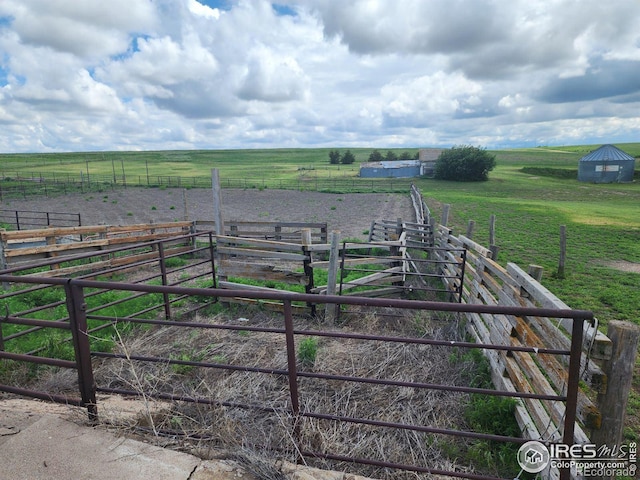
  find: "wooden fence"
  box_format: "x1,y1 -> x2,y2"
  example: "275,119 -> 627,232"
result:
0,221 -> 328,272
436,225 -> 606,443
408,184 -> 640,480
215,235 -> 314,313
195,220 -> 327,243
0,222 -> 194,273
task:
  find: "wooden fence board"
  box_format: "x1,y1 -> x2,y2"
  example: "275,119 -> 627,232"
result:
310,256 -> 403,268
506,263 -> 611,360
216,247 -> 308,262
216,235 -> 309,252
218,261 -> 308,285
4,238 -> 110,257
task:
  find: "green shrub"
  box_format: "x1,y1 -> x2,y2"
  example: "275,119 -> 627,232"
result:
434,146 -> 496,181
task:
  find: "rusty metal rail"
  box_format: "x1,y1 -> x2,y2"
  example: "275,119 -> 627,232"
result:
0,209 -> 82,230
0,271 -> 591,480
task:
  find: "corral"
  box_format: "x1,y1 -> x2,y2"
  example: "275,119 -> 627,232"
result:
0,185 -> 637,480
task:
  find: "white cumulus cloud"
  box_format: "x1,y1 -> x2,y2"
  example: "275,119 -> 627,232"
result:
0,0 -> 638,152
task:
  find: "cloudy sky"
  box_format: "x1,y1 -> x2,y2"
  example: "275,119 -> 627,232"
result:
0,0 -> 639,153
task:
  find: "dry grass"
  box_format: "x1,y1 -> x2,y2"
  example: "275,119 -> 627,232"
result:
91,305 -> 481,479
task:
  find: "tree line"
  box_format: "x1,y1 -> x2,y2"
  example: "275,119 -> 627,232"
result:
328,149 -> 419,165
328,146 -> 496,181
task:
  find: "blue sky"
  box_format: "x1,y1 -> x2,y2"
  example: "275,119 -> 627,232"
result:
0,0 -> 639,153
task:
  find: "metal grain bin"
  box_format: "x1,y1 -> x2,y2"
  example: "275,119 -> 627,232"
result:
578,144 -> 636,183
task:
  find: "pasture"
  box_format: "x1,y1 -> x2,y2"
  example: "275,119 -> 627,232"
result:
1,143 -> 639,440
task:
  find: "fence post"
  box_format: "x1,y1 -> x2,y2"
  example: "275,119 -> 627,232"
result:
1,233 -> 9,288
488,213 -> 499,260
325,231 -> 341,323
591,321 -> 640,453
182,188 -> 189,221
466,220 -> 475,239
64,281 -> 98,422
0,317 -> 5,351
211,169 -> 225,236
208,232 -> 217,289
441,204 -> 450,226
301,229 -> 315,316
527,264 -> 544,282
283,300 -> 302,460
158,242 -> 172,320
367,220 -> 376,242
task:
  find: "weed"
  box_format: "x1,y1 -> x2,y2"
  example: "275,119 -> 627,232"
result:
453,348 -> 523,477
298,337 -> 318,367
169,348 -> 208,375
164,256 -> 188,268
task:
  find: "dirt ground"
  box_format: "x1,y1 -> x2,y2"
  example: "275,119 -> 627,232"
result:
0,187 -> 414,241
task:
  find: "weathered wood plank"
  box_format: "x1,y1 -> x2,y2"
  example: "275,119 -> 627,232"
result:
5,238 -> 110,256
458,234 -> 492,258
465,310 -> 546,444
24,259 -> 113,277
506,263 -> 611,360
310,256 -> 403,268
503,353 -> 564,442
215,235 -> 307,252
108,232 -> 189,245
487,263 -> 607,392
217,280 -> 295,295
512,317 -> 601,429
216,247 -> 308,262
217,261 -> 308,285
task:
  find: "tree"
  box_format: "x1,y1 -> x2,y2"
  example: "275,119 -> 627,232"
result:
328,150 -> 341,165
368,150 -> 383,162
399,151 -> 413,160
434,146 -> 496,181
384,150 -> 398,161
341,150 -> 356,165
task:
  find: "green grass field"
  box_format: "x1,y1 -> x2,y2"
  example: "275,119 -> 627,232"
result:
1,142 -> 639,438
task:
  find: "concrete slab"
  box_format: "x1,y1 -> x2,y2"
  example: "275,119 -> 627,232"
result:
0,415 -> 200,480
0,398 -> 377,480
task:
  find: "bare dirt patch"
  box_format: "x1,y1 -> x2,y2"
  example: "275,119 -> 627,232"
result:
598,260 -> 640,274
0,187 -> 414,240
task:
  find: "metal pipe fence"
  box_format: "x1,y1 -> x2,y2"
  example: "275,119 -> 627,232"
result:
0,271 -> 590,480
0,171 -> 416,200
0,209 -> 82,230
